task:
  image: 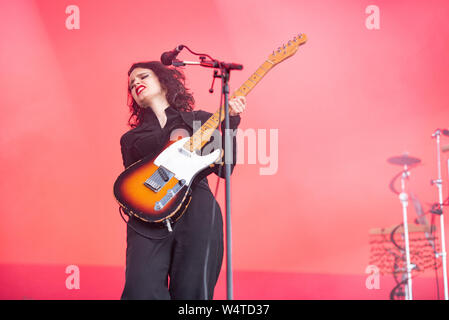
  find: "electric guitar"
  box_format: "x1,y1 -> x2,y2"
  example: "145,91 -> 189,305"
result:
113,34 -> 307,229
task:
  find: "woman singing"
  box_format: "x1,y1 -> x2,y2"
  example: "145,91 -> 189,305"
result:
119,61 -> 246,299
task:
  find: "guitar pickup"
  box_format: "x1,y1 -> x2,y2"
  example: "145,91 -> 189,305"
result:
179,147 -> 193,158
159,167 -> 169,181
144,166 -> 174,192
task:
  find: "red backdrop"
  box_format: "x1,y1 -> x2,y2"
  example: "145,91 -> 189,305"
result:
1,0 -> 449,299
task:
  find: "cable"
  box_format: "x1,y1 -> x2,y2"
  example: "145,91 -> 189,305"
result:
389,223 -> 413,300
182,45 -> 215,63
390,224 -> 404,251
118,206 -> 174,240
390,278 -> 408,300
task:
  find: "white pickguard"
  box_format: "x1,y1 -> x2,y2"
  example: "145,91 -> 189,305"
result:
154,137 -> 222,185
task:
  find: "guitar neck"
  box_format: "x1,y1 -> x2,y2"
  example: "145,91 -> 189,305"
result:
184,59 -> 275,152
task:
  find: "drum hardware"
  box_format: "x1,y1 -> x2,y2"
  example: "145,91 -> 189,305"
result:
387,153 -> 421,300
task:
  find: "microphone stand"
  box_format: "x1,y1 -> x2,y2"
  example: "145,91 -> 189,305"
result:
398,164 -> 414,300
221,65 -> 234,301
431,129 -> 449,300
173,56 -> 243,300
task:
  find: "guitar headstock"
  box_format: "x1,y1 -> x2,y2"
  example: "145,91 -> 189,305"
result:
268,33 -> 307,64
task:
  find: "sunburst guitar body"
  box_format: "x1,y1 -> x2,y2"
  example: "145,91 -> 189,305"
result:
114,132 -> 222,228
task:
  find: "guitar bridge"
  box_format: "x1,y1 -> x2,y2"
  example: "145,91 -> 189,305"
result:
155,179 -> 186,211
144,166 -> 174,192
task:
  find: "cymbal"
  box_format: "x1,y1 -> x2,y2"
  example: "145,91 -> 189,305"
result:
387,154 -> 421,166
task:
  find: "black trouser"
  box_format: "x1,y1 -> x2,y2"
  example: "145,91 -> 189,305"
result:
121,186 -> 224,300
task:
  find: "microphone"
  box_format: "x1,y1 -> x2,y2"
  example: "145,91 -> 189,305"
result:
160,45 -> 184,66
443,129 -> 449,137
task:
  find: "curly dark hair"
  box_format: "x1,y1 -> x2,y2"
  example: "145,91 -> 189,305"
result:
126,61 -> 195,128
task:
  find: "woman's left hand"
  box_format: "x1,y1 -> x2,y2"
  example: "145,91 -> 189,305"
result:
229,96 -> 246,116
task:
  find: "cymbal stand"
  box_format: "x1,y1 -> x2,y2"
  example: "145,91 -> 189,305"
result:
431,129 -> 449,300
399,164 -> 414,300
